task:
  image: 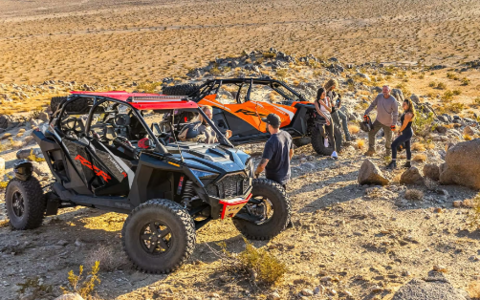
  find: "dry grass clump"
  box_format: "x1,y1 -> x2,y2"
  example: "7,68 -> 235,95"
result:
348,124 -> 360,134
468,281 -> 480,299
411,142 -> 426,152
61,262 -> 101,298
216,239 -> 287,286
356,139 -> 365,149
405,189 -> 424,201
413,154 -> 427,162
0,220 -> 9,228
84,245 -> 122,272
464,134 -> 473,141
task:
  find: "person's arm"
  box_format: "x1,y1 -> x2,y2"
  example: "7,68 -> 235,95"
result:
399,113 -> 412,132
391,97 -> 399,130
320,97 -> 333,113
255,141 -> 274,177
364,95 -> 378,116
289,148 -> 294,160
314,101 -> 331,125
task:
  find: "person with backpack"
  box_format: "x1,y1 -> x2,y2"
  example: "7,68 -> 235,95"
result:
324,79 -> 354,142
314,87 -> 338,159
386,99 -> 416,169
364,85 -> 399,157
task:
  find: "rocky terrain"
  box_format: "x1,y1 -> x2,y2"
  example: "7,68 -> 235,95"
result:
0,48 -> 480,300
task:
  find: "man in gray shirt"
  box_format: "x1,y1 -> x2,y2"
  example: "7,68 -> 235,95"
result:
364,85 -> 399,157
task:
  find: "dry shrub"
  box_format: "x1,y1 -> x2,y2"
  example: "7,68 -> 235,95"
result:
411,142 -> 426,152
348,124 -> 360,134
216,239 -> 287,286
464,134 -> 473,141
61,262 -> 101,298
0,220 -> 9,228
413,154 -> 427,162
84,245 -> 122,272
424,178 -> 438,191
356,139 -> 365,149
468,281 -> 480,299
405,189 -> 424,201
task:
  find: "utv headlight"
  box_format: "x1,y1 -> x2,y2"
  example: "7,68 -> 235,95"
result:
191,169 -> 219,180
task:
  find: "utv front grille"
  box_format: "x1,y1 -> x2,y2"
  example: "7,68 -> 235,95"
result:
206,173 -> 251,199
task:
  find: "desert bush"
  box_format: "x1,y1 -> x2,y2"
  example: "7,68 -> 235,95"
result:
446,102 -> 465,113
356,139 -> 365,149
210,67 -> 221,76
348,124 -> 360,134
411,142 -> 426,152
405,189 -> 424,201
413,154 -> 427,162
61,262 -> 101,298
441,90 -> 454,102
136,82 -> 162,93
452,89 -> 462,96
413,112 -> 434,134
428,81 -> 437,87
461,77 -> 470,86
437,82 -> 447,90
474,97 -> 480,106
446,72 -> 458,80
464,134 -> 473,141
263,51 -> 276,59
216,239 -> 287,286
27,149 -> 45,162
275,69 -> 288,80
84,246 -> 122,272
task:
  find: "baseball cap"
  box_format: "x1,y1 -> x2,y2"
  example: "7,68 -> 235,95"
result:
261,113 -> 281,127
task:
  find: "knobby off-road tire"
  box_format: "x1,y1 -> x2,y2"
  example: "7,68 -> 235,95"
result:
50,96 -> 67,113
50,96 -> 93,114
162,84 -> 200,97
233,179 -> 291,240
5,177 -> 46,230
293,137 -> 311,148
311,126 -> 343,155
122,199 -> 196,274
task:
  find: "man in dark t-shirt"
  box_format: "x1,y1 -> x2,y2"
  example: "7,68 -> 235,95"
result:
254,114 -> 294,189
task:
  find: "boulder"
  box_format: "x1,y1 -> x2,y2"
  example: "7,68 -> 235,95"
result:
435,125 -> 448,134
463,125 -> 475,136
400,167 -> 424,185
423,164 -> 440,181
356,72 -> 370,81
16,148 -> 42,160
439,139 -> 480,189
358,159 -> 389,186
410,94 -> 420,104
37,112 -> 49,122
0,115 -> 12,129
392,271 -> 467,300
391,89 -> 405,102
54,294 -> 84,300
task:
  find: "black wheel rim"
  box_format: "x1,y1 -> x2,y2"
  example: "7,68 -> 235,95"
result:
140,221 -> 173,255
11,191 -> 25,218
245,196 -> 274,223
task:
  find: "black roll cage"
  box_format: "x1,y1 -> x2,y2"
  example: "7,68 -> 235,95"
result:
55,95 -> 233,155
193,78 -> 307,104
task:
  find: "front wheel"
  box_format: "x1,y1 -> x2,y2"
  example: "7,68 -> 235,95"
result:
5,178 -> 46,230
311,125 -> 343,155
122,199 -> 196,274
232,179 -> 291,240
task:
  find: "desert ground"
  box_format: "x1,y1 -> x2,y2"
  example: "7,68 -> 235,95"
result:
1,0 -> 480,300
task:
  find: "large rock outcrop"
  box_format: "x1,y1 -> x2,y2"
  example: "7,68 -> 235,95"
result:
358,159 -> 389,186
439,139 -> 480,189
392,271 -> 467,300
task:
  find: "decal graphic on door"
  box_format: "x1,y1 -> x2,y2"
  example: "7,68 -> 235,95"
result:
75,155 -> 112,182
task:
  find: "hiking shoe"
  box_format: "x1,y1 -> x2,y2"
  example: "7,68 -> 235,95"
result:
386,161 -> 397,170
331,151 -> 338,159
364,149 -> 376,156
346,135 -> 357,142
403,161 -> 411,168
324,138 -> 329,148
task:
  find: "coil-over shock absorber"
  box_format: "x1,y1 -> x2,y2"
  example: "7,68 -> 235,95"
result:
181,180 -> 195,209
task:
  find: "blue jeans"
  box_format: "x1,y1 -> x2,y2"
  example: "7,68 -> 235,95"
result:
332,110 -> 351,141
391,128 -> 413,160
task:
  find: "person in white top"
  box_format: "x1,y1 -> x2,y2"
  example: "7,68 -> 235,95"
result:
313,87 -> 338,159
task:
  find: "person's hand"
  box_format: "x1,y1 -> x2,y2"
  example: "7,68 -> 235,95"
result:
225,130 -> 232,139
326,119 -> 331,126
254,172 -> 260,178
